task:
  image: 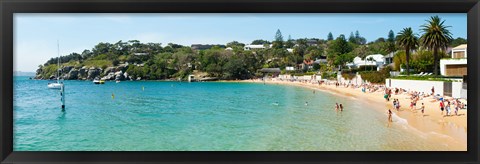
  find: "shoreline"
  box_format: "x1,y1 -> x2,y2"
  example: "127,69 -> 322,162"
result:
234,79 -> 467,151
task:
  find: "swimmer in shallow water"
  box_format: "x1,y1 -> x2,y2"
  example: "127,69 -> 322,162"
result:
272,102 -> 279,106
305,102 -> 308,106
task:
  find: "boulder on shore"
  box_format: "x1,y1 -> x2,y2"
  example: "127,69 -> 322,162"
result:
104,67 -> 116,75
87,67 -> 100,80
62,66 -> 73,74
115,71 -> 125,81
66,68 -> 79,80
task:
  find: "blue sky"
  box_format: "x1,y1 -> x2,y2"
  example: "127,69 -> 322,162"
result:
14,13 -> 466,72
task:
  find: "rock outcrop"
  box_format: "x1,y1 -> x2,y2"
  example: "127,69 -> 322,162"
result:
36,64 -> 133,81
87,67 -> 100,80
66,68 -> 78,80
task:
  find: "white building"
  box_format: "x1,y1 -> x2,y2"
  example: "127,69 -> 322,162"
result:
346,54 -> 386,71
440,44 -> 467,77
244,44 -> 267,51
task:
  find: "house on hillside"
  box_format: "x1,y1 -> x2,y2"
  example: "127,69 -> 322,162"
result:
133,53 -> 149,56
440,44 -> 467,77
314,56 -> 328,64
346,54 -> 386,71
306,39 -> 318,46
300,59 -> 315,70
244,44 -> 268,51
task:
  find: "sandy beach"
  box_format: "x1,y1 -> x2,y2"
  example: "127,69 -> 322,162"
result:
237,78 -> 467,151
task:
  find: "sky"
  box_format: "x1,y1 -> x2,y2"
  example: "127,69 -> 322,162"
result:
14,13 -> 467,72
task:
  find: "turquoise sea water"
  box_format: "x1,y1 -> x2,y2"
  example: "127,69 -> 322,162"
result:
14,76 -> 453,151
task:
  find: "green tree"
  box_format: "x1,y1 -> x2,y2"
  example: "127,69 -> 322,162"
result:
396,27 -> 418,76
327,32 -> 334,41
330,34 -> 352,55
251,39 -> 270,45
226,41 -> 245,48
386,30 -> 397,53
449,37 -> 467,47
387,30 -> 395,42
285,35 -> 294,48
420,15 -> 453,76
273,29 -> 284,49
348,32 -> 356,44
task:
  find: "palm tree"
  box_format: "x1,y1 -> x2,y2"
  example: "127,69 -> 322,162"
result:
420,15 -> 453,76
396,27 -> 418,76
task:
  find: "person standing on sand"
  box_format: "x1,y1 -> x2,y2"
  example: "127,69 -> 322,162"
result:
410,101 -> 415,111
431,86 -> 435,96
445,101 -> 451,116
388,109 -> 393,122
439,100 -> 445,115
393,99 -> 397,111
420,103 -> 425,116
453,100 -> 459,116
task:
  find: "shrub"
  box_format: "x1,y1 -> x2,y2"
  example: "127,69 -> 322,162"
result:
359,66 -> 391,84
358,65 -> 377,71
342,73 -> 356,80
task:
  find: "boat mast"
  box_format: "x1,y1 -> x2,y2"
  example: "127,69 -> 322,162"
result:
57,40 -> 60,83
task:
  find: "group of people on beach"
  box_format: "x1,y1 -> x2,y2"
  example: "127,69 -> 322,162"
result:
439,98 -> 464,116
270,77 -> 467,124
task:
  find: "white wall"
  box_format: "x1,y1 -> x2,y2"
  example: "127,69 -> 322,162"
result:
337,73 -> 364,85
452,82 -> 463,99
386,79 -> 444,96
439,59 -> 467,76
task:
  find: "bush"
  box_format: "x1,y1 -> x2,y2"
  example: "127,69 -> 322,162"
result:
358,65 -> 377,71
359,66 -> 391,84
342,73 -> 356,80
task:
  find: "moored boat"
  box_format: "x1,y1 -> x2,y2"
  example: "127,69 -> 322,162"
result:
93,79 -> 105,84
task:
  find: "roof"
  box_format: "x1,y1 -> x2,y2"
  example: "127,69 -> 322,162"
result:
303,59 -> 314,65
245,44 -> 266,48
452,44 -> 467,50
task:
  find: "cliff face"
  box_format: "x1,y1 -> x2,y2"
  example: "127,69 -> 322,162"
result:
35,64 -> 131,81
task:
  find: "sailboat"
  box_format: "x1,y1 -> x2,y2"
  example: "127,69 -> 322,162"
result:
48,41 -> 64,89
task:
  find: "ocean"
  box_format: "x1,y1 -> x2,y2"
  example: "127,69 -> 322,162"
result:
13,76 -> 454,151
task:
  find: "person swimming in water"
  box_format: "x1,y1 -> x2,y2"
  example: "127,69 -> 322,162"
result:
339,104 -> 343,111
305,101 -> 308,106
335,103 -> 339,111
